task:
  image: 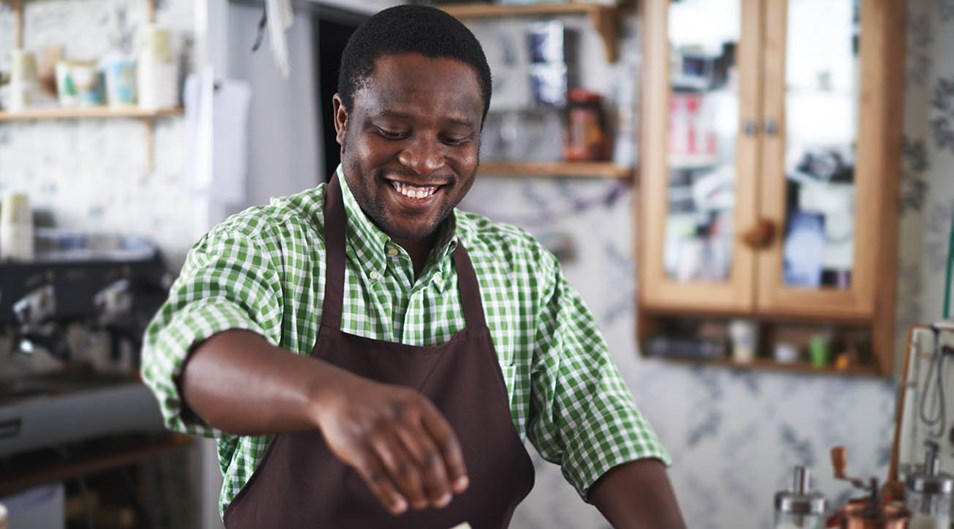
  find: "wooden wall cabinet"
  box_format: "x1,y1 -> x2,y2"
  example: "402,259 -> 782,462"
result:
636,0 -> 906,376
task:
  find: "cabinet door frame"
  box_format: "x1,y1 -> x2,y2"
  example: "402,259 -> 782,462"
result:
638,0 -> 763,313
755,0 -> 904,325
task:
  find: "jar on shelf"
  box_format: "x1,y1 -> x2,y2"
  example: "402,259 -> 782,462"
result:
564,88 -> 608,162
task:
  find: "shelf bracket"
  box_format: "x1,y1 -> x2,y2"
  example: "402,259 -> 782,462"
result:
13,0 -> 23,48
588,6 -> 618,63
145,117 -> 155,173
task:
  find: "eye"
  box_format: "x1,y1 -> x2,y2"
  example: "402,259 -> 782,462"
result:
376,127 -> 407,140
441,134 -> 473,147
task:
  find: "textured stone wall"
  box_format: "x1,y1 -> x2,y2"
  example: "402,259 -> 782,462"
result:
0,0 -> 198,267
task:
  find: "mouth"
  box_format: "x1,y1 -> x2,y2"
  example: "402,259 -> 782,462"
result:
389,180 -> 442,200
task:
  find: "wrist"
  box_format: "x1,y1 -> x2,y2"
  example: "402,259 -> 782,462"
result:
301,358 -> 352,430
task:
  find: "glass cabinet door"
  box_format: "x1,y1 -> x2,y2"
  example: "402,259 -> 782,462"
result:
639,0 -> 762,312
757,0 -> 881,317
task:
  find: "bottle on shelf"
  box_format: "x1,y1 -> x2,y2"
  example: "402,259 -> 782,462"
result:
564,88 -> 608,162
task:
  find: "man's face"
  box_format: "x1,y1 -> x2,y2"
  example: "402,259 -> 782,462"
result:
333,53 -> 483,248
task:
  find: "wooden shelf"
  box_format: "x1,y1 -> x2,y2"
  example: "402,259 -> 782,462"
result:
0,433 -> 193,497
0,106 -> 184,171
440,2 -> 622,62
648,356 -> 882,378
0,106 -> 184,121
478,160 -> 631,179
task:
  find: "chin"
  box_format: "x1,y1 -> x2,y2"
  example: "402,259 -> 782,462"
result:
386,223 -> 440,243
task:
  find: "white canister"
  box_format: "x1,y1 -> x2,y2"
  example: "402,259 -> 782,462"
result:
0,191 -> 35,261
729,318 -> 759,363
55,60 -> 98,108
8,49 -> 39,111
70,62 -> 104,107
137,24 -> 179,109
104,58 -> 138,108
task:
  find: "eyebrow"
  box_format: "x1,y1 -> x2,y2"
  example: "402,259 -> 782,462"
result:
376,110 -> 476,129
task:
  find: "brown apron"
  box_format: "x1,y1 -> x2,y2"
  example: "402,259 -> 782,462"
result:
223,175 -> 535,529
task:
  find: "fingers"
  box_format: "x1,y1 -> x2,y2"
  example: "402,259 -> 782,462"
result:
353,453 -> 408,515
393,421 -> 453,508
419,399 -> 469,494
368,428 -> 429,511
319,380 -> 470,515
356,396 -> 469,514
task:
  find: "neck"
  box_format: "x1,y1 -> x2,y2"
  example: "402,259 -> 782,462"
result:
395,234 -> 438,278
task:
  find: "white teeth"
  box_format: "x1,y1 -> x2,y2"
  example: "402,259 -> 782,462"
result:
392,181 -> 438,199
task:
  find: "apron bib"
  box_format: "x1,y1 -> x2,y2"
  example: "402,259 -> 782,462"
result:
223,175 -> 534,528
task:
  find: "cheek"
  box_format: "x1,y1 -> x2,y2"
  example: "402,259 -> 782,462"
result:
454,148 -> 480,174
342,133 -> 380,169
354,135 -> 396,164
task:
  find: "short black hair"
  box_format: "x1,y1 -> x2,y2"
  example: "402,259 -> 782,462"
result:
337,4 -> 492,122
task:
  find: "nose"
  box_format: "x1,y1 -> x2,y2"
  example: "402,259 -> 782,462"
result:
397,137 -> 445,174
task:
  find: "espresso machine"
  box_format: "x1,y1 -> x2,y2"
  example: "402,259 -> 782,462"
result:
0,234 -> 171,458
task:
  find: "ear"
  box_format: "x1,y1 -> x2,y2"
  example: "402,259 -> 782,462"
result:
332,93 -> 348,145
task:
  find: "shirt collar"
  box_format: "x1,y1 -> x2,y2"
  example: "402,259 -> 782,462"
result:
335,166 -> 460,288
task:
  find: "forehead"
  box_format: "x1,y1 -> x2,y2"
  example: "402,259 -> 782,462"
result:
355,53 -> 483,117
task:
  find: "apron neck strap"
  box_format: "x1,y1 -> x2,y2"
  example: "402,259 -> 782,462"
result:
322,173 -> 487,330
321,174 -> 347,330
451,241 -> 487,329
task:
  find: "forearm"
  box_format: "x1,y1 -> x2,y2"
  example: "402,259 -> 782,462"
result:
180,329 -> 345,435
181,329 -> 471,514
589,459 -> 687,529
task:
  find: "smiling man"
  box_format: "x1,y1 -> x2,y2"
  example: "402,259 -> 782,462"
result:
141,5 -> 685,529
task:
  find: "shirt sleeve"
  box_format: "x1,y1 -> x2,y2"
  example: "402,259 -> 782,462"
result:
526,256 -> 671,501
140,225 -> 285,437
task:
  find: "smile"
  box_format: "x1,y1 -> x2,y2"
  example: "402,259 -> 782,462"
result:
391,181 -> 440,199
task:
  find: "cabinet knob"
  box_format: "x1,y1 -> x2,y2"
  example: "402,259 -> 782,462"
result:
764,118 -> 779,136
739,219 -> 776,249
743,120 -> 758,136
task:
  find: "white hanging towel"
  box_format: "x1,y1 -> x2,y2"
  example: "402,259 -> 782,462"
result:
185,73 -> 253,205
266,0 -> 294,78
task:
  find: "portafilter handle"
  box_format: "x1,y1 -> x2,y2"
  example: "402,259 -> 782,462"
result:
12,284 -> 56,329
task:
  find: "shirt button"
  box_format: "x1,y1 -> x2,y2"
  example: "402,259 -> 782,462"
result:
387,247 -> 399,257
369,271 -> 380,281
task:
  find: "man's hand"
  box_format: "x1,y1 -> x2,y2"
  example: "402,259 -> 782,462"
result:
312,372 -> 469,514
181,330 -> 469,516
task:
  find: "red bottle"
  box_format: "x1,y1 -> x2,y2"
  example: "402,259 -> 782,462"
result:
564,88 -> 608,162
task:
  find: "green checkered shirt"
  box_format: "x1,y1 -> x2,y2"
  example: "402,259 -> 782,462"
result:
141,167 -> 669,517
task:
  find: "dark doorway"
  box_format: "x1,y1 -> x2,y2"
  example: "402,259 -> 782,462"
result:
314,6 -> 368,181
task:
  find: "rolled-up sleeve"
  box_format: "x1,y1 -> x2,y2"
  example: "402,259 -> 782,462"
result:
141,226 -> 284,437
527,262 -> 670,501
